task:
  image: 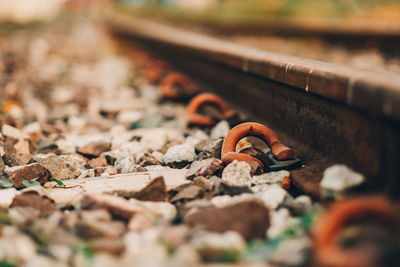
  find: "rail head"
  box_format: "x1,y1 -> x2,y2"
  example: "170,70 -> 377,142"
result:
106,12 -> 400,122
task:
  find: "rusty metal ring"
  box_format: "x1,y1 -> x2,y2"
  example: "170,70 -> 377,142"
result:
186,93 -> 235,127
159,73 -> 197,100
221,122 -> 294,170
313,196 -> 400,267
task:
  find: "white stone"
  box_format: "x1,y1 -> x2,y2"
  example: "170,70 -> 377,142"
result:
117,110 -> 143,125
294,195 -> 313,212
2,124 -> 26,139
124,229 -> 168,262
140,130 -> 169,151
129,199 -> 177,223
221,160 -> 252,187
163,144 -> 196,165
210,120 -> 230,139
210,195 -> 232,207
320,165 -> 364,197
0,188 -> 18,208
191,230 -> 245,253
23,122 -> 41,135
0,226 -> 37,263
51,85 -> 75,104
267,208 -> 299,238
68,116 -> 87,131
114,153 -> 135,174
256,184 -> 288,210
210,193 -> 255,208
252,170 -> 290,185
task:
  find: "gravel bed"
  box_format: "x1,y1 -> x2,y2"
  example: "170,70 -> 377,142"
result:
0,17 -> 397,267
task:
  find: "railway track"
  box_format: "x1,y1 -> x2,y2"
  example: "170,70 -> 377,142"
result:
106,11 -> 400,198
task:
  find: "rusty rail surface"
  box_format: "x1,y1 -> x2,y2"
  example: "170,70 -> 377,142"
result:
105,12 -> 400,198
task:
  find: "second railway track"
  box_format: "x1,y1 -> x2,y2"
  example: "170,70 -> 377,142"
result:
106,11 -> 400,198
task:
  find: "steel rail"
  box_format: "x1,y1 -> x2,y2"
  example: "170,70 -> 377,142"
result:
106,11 -> 400,198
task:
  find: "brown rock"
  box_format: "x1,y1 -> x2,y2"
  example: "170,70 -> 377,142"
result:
128,213 -> 154,232
184,200 -> 269,240
3,139 -> 16,155
136,152 -> 161,167
5,163 -> 50,188
90,238 -> 126,256
185,159 -> 222,180
78,209 -> 125,238
81,193 -> 144,221
86,156 -> 108,169
10,191 -> 58,213
171,185 -> 204,203
0,157 -> 5,174
42,124 -> 61,135
77,141 -> 111,158
94,166 -> 119,177
132,176 -> 169,202
4,153 -> 31,167
195,139 -> 224,160
14,138 -> 34,154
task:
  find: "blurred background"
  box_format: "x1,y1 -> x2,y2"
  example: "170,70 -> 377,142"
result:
2,0 -> 400,74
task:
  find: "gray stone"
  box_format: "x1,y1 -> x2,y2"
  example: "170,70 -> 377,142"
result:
221,160 -> 252,194
36,138 -> 58,153
281,195 -> 313,216
197,138 -> 223,160
320,164 -> 365,199
267,208 -> 299,238
114,153 -> 134,174
252,170 -> 290,186
171,185 -> 204,203
256,184 -> 288,210
210,120 -> 230,139
185,158 -> 222,180
163,143 -> 196,168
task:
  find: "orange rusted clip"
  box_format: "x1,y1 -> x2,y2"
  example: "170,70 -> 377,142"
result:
186,93 -> 236,127
159,73 -> 198,100
313,196 -> 400,267
221,122 -> 294,171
